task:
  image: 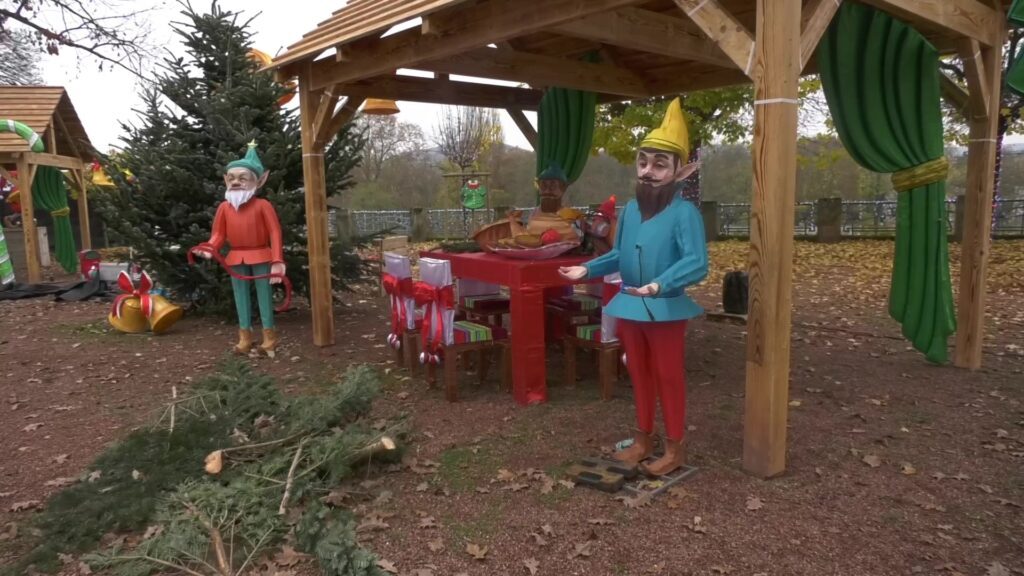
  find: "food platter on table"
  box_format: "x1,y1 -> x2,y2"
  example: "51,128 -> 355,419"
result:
487,240 -> 579,260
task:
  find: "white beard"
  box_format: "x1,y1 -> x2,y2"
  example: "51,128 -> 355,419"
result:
225,187 -> 256,211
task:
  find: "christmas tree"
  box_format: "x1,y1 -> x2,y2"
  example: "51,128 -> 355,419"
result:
95,2 -> 366,314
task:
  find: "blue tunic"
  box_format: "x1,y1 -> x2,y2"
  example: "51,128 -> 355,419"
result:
583,197 -> 708,322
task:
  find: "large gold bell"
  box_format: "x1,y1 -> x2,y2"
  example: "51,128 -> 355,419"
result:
148,295 -> 183,334
362,98 -> 400,115
108,297 -> 148,334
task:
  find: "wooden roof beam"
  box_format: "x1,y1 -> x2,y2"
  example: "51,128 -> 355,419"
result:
506,108 -> 537,150
333,75 -> 545,111
416,46 -> 652,97
939,73 -> 970,118
958,38 -> 991,119
673,0 -> 756,78
800,0 -> 844,72
298,0 -> 647,90
550,7 -> 734,69
858,0 -> 1000,47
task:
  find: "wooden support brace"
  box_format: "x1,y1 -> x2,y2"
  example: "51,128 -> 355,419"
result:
939,73 -> 970,118
76,169 -> 91,249
958,38 -> 990,119
673,0 -> 756,78
505,108 -> 537,150
800,0 -> 843,71
315,96 -> 365,150
312,86 -> 340,141
16,155 -> 41,283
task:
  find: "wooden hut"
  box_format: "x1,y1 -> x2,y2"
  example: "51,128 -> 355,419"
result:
264,0 -> 1009,477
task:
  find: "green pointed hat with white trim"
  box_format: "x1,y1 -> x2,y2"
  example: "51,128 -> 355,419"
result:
226,140 -> 265,177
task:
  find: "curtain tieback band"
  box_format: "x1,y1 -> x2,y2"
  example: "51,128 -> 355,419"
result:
50,207 -> 71,217
891,157 -> 949,192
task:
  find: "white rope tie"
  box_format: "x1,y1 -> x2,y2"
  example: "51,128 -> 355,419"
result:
753,98 -> 799,106
687,0 -> 710,16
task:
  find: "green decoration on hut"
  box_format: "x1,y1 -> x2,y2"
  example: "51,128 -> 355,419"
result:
818,2 -> 955,363
32,165 -> 78,273
1005,0 -> 1024,94
460,178 -> 487,210
536,55 -> 598,183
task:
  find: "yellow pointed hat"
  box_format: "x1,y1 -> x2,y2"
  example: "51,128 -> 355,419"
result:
640,97 -> 690,159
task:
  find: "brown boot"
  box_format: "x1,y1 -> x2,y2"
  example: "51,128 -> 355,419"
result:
259,328 -> 279,357
640,438 -> 686,477
612,430 -> 653,468
234,328 -> 254,355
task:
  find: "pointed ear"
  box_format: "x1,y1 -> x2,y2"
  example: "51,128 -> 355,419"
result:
223,173 -> 231,187
674,161 -> 700,182
257,170 -> 270,189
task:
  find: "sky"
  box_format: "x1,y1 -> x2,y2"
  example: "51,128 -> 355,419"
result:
39,0 -> 535,153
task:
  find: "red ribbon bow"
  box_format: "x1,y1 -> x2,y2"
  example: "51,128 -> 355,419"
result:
112,270 -> 154,319
382,273 -> 414,346
413,282 -> 454,361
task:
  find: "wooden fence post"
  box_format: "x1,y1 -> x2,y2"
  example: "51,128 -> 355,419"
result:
410,208 -> 431,242
815,197 -> 842,243
700,200 -> 720,242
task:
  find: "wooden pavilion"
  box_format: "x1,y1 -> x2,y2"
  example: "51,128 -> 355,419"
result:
266,0 -> 1009,477
0,86 -> 94,282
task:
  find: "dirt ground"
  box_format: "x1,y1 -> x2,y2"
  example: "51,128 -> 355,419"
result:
1,239 -> 1022,576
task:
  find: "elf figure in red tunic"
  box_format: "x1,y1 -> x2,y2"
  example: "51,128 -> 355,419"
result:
191,142 -> 285,356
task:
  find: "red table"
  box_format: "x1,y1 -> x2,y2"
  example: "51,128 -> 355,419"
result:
420,250 -> 591,405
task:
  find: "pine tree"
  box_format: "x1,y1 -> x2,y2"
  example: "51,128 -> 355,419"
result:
95,2 -> 366,314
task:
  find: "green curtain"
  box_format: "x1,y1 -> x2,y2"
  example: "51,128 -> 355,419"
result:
818,2 -> 955,363
1006,0 -> 1024,94
31,165 -> 78,273
536,85 -> 597,183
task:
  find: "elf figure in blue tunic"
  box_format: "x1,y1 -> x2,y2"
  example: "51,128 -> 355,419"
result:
560,97 -> 708,477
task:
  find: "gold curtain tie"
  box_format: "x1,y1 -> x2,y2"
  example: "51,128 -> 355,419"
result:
50,207 -> 71,217
891,157 -> 949,192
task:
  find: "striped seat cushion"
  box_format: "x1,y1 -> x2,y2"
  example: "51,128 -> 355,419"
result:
551,293 -> 601,311
453,320 -> 508,344
575,324 -> 602,342
460,294 -> 510,311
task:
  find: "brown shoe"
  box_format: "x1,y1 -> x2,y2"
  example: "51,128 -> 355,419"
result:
612,430 -> 653,467
234,328 -> 254,355
259,327 -> 279,357
640,439 -> 686,477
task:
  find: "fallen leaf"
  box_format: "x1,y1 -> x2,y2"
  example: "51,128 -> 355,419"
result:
688,516 -> 707,534
587,518 -> 615,525
932,472 -> 947,480
994,429 -> 1010,439
131,469 -> 144,481
568,541 -> 593,559
77,561 -> 93,575
667,486 -> 693,499
10,500 -> 41,512
862,454 -> 882,468
539,477 -> 555,494
788,400 -> 802,407
557,479 -> 575,490
376,559 -> 399,574
52,454 -> 69,464
22,423 -> 43,432
540,524 -> 555,536
142,525 -> 163,540
986,561 -> 1012,576
356,514 -> 389,533
615,493 -> 651,509
711,567 -> 733,575
530,533 -> 548,546
273,545 -> 310,567
951,473 -> 970,481
900,463 -> 917,475
415,482 -> 429,492
977,484 -> 994,494
524,558 -> 540,575
503,482 -> 530,492
475,486 -> 491,494
495,469 -> 516,482
44,477 -> 77,488
418,516 -> 439,529
0,523 -> 17,542
465,543 -> 488,561
993,498 -> 1022,508
396,391 -> 410,400
87,470 -> 102,483
746,496 -> 764,511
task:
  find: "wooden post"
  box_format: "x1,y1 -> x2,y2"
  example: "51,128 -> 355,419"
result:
409,208 -> 431,242
814,197 -> 842,243
700,200 -> 720,241
299,63 -> 335,347
743,0 -> 800,478
955,31 -> 1004,370
334,208 -> 353,244
76,169 -> 91,250
16,156 -> 41,283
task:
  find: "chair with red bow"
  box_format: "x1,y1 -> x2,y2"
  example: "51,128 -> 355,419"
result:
562,274 -> 624,400
415,258 -> 511,402
382,252 -> 420,371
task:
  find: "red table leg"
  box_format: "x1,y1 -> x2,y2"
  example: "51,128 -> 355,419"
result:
510,284 -> 547,405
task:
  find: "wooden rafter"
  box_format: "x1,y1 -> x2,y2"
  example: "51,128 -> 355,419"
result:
550,7 -> 734,68
334,75 -> 544,110
312,86 -> 340,143
958,38 -> 991,119
315,96 -> 364,150
673,0 -> 756,78
416,46 -> 651,97
298,0 -> 647,90
645,65 -> 752,95
939,73 -> 971,117
858,0 -> 999,47
800,0 -> 843,71
22,152 -> 84,171
505,108 -> 537,149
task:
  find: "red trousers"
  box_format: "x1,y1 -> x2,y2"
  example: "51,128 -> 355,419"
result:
616,319 -> 688,441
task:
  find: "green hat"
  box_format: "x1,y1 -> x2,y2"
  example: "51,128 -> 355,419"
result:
226,140 -> 265,177
537,161 -> 568,182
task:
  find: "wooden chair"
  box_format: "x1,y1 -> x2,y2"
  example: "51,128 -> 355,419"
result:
381,252 -> 420,372
545,289 -> 601,345
376,236 -> 409,296
416,258 -> 511,402
562,278 -> 623,400
457,278 -> 510,326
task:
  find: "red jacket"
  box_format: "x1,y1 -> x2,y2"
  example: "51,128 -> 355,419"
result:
207,198 -> 284,266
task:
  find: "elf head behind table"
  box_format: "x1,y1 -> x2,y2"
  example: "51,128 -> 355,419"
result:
559,98 -> 708,479
190,141 -> 286,356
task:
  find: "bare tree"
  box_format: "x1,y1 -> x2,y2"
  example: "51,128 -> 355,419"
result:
432,106 -> 501,172
356,115 -> 426,182
0,29 -> 43,84
0,0 -> 157,76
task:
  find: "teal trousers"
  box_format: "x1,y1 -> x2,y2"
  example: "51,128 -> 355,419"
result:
231,263 -> 274,329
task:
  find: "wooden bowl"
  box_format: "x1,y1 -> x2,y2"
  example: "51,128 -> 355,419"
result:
472,219 -> 512,250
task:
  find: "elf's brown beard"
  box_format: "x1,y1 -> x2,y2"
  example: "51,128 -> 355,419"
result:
539,195 -> 562,213
635,180 -> 676,221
